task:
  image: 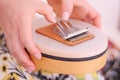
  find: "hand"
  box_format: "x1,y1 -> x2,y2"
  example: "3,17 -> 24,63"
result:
0,0 -> 56,73
48,0 -> 101,28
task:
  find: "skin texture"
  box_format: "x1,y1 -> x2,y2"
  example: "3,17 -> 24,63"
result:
48,0 -> 101,27
0,0 -> 101,73
0,0 -> 56,73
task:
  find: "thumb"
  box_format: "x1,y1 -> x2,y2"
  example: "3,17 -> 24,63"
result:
62,0 -> 73,20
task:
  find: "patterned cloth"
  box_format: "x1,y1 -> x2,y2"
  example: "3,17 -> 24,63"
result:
101,42 -> 120,80
0,47 -> 34,80
0,28 -> 103,80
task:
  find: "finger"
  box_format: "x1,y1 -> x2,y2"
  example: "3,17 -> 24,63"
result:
87,8 -> 101,28
19,13 -> 42,60
83,17 -> 90,22
61,0 -> 73,20
4,29 -> 35,73
93,14 -> 101,28
35,1 -> 56,23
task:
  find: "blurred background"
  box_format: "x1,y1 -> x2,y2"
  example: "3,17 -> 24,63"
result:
88,0 -> 120,49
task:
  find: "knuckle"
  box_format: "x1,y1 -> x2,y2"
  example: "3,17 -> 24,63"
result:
17,58 -> 30,67
45,5 -> 53,14
20,38 -> 28,46
19,60 -> 28,66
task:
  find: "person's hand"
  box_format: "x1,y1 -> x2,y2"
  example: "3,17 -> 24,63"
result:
48,0 -> 101,28
0,0 -> 56,73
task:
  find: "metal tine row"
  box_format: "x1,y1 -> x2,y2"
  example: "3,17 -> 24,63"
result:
60,20 -> 78,34
56,20 -> 80,35
54,20 -> 90,40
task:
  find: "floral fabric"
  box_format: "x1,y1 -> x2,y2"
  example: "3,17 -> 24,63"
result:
101,41 -> 120,80
0,48 -> 34,80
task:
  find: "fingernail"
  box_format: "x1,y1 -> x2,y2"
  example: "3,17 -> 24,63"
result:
26,66 -> 34,73
62,12 -> 69,20
34,54 -> 41,60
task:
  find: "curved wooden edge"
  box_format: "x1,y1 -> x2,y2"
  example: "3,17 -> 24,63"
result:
31,53 -> 107,74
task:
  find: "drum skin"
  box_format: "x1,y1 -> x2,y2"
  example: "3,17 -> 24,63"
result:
31,17 -> 108,74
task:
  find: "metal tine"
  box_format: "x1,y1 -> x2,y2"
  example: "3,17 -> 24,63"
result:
60,20 -> 77,34
68,21 -> 80,30
60,20 -> 71,29
56,22 -> 68,36
53,28 -> 65,39
57,21 -> 70,35
65,20 -> 80,32
55,25 -> 66,37
59,20 -> 72,34
57,21 -> 64,29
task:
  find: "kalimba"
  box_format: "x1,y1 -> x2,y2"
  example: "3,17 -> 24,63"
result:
31,17 -> 108,74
